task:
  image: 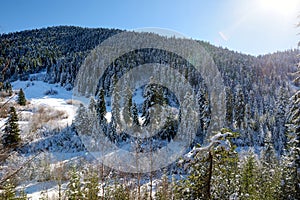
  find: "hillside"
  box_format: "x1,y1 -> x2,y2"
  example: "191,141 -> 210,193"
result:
0,26 -> 299,199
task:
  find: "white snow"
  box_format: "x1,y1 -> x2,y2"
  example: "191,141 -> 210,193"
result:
11,80 -> 72,100
11,79 -> 78,127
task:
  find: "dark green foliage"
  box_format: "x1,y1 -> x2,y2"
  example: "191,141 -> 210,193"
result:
0,26 -> 300,199
123,86 -> 133,125
2,107 -> 21,148
259,143 -> 282,200
111,184 -> 130,200
88,97 -> 97,114
155,173 -> 173,200
66,166 -> 84,200
74,104 -> 93,135
273,86 -> 288,154
83,169 -> 100,200
0,179 -> 16,200
17,88 -> 26,106
105,181 -> 130,200
96,88 -> 106,122
0,26 -> 298,151
239,152 -> 259,199
0,26 -> 121,83
225,87 -> 234,128
17,188 -> 28,200
197,85 -> 211,135
160,115 -> 177,141
212,134 -> 240,199
283,90 -> 300,199
234,85 -> 245,129
142,83 -> 167,126
111,75 -> 121,129
175,152 -> 213,199
131,102 -> 139,126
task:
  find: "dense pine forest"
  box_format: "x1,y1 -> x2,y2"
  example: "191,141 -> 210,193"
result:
0,26 -> 299,199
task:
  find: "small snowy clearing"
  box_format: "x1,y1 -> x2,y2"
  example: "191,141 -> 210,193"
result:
11,79 -> 78,127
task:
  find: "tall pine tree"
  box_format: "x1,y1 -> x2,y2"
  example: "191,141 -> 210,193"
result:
17,88 -> 26,106
283,90 -> 300,198
273,86 -> 288,154
96,88 -> 106,122
2,107 -> 21,148
66,166 -> 84,200
234,85 -> 245,130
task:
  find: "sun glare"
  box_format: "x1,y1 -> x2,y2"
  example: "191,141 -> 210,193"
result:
259,0 -> 299,17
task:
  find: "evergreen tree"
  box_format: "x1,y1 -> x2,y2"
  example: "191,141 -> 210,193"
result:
111,75 -> 121,129
74,104 -> 92,135
142,85 -> 152,126
106,182 -> 130,200
155,172 -> 172,200
88,97 -> 97,114
197,86 -> 211,137
175,153 -> 211,200
142,82 -> 167,126
234,85 -> 245,129
1,179 -> 16,200
273,86 -> 288,154
131,102 -> 139,126
83,169 -> 100,200
176,130 -> 236,200
225,87 -> 234,128
18,188 -> 28,200
2,107 -> 21,148
17,88 -> 26,106
282,90 -> 300,199
244,103 -> 254,145
239,151 -> 259,199
259,131 -> 282,200
123,85 -> 133,125
66,166 -> 84,200
96,88 -> 106,122
212,130 -> 240,199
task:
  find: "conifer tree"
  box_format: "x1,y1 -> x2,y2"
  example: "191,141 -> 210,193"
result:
88,97 -> 97,114
111,75 -> 121,129
212,130 -> 239,199
197,86 -> 211,136
17,88 -> 26,106
239,151 -> 259,199
244,103 -> 253,145
74,104 -> 92,135
1,179 -> 16,200
2,106 -> 21,148
96,88 -> 106,122
123,85 -> 133,125
18,188 -> 28,200
273,86 -> 288,154
259,131 -> 282,200
225,87 -> 234,128
282,90 -> 300,199
66,166 -> 84,200
234,85 -> 245,129
131,102 -> 139,126
155,172 -> 171,200
83,169 -> 100,200
142,85 -> 152,126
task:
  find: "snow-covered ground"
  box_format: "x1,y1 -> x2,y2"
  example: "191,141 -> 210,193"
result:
0,77 -> 82,199
1,75 -> 179,199
11,78 -> 77,127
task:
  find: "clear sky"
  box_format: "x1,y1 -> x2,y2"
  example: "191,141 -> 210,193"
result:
0,0 -> 299,55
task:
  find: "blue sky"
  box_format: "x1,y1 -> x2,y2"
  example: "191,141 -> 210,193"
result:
0,0 -> 299,55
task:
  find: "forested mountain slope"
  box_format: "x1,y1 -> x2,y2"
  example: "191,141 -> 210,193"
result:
0,26 -> 299,152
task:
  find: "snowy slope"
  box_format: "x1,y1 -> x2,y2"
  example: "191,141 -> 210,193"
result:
11,78 -> 77,127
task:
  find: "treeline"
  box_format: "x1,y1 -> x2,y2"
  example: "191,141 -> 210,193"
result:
1,127 -> 298,199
